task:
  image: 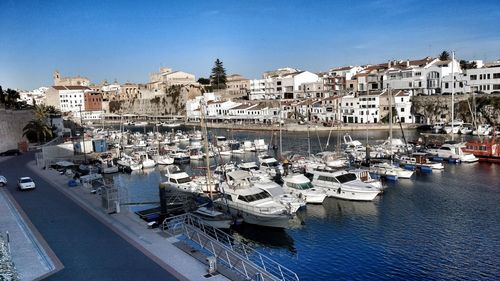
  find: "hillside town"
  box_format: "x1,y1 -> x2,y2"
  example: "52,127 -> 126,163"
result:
12,53 -> 500,130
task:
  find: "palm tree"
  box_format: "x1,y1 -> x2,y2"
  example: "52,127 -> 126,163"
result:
23,119 -> 53,144
439,51 -> 450,61
33,104 -> 49,121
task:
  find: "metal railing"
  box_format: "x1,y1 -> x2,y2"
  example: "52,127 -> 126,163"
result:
162,213 -> 299,281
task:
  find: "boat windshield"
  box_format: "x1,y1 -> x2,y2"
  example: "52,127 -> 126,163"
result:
262,161 -> 279,167
171,177 -> 191,184
335,173 -> 357,183
287,181 -> 313,190
241,166 -> 258,171
238,191 -> 270,202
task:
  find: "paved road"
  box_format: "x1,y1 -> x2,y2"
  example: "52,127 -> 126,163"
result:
0,153 -> 178,281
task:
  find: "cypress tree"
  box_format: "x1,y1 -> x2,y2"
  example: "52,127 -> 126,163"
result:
210,59 -> 227,90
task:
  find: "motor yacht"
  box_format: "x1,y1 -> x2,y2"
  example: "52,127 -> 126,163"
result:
309,169 -> 381,201
282,173 -> 327,204
192,206 -> 233,229
367,162 -> 414,179
258,154 -> 284,177
425,142 -> 478,163
163,165 -> 202,194
154,155 -> 174,165
214,170 -> 292,228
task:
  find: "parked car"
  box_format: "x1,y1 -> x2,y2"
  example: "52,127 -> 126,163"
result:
18,177 -> 35,190
0,176 -> 7,187
0,149 -> 21,156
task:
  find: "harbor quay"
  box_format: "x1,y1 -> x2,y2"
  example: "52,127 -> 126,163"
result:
92,118 -> 420,132
27,163 -> 231,281
0,154 -> 230,281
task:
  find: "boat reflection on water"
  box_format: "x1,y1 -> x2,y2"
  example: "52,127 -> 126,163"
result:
231,224 -> 296,254
323,198 -> 379,218
299,205 -> 327,219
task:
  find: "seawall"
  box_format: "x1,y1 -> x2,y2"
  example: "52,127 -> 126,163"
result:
0,108 -> 33,152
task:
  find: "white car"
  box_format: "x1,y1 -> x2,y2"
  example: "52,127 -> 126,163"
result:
0,175 -> 7,187
18,177 -> 36,190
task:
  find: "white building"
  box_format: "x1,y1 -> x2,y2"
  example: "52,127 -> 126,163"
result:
19,86 -> 48,105
384,57 -> 465,95
206,100 -> 242,118
339,91 -> 401,124
249,78 -> 268,100
393,91 -> 414,123
250,68 -> 319,100
279,71 -> 319,99
45,86 -> 89,113
464,60 -> 500,94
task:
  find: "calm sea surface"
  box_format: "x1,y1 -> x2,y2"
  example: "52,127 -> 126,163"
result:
111,127 -> 500,280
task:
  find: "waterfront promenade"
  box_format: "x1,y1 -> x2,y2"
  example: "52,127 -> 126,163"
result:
0,153 -> 228,281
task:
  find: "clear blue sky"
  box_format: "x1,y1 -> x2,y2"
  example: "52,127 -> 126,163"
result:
1,0 -> 499,90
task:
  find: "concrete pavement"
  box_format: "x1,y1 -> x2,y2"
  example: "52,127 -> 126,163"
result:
0,188 -> 61,281
1,152 -> 230,280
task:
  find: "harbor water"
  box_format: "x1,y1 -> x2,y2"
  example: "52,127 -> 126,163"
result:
111,127 -> 500,280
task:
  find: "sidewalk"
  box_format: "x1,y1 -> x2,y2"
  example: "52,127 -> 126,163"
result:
26,161 -> 230,281
0,188 -> 62,281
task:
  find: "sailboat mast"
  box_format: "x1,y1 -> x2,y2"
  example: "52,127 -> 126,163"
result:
279,97 -> 283,157
389,88 -> 393,157
201,98 -> 213,198
451,50 -> 455,141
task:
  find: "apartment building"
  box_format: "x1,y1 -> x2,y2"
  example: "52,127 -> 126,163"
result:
225,74 -> 250,96
384,57 -> 467,95
465,61 -> 500,94
45,85 -> 88,113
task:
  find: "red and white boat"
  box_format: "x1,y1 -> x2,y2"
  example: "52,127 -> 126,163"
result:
463,138 -> 500,164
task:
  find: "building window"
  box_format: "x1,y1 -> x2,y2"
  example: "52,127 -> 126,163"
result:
445,83 -> 449,89
493,73 -> 500,79
493,84 -> 500,90
470,75 -> 477,80
487,74 -> 491,79
401,108 -> 405,112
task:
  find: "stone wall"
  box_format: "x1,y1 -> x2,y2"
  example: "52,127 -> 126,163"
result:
0,109 -> 33,152
109,85 -> 203,116
411,94 -> 500,124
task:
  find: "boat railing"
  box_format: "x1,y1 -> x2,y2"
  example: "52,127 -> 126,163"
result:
162,213 -> 299,281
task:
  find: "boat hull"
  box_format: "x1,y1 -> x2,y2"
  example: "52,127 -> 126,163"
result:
325,188 -> 380,201
225,206 -> 290,228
